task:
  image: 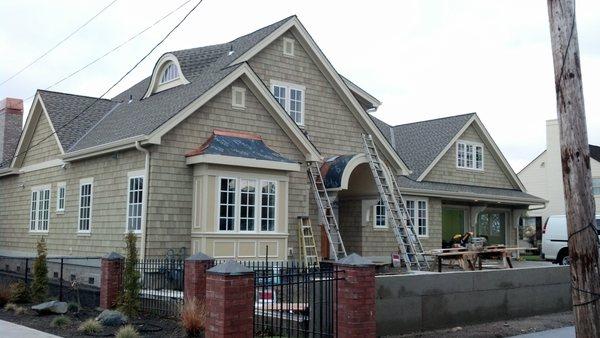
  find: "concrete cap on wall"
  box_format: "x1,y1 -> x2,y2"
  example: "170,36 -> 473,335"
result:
186,252 -> 214,261
335,253 -> 373,267
103,252 -> 124,261
207,260 -> 253,275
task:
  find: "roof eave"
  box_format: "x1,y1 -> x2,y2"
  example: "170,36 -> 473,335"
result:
398,186 -> 548,206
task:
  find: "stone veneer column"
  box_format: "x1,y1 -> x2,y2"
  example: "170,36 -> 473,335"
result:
99,252 -> 124,309
205,261 -> 254,338
183,252 -> 214,304
334,253 -> 377,337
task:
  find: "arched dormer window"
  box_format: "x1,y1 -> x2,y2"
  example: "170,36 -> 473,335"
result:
160,63 -> 179,84
143,53 -> 189,98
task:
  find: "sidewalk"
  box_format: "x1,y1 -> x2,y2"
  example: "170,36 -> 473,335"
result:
510,326 -> 575,338
0,319 -> 61,338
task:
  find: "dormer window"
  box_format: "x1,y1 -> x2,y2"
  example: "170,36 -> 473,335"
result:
160,63 -> 179,84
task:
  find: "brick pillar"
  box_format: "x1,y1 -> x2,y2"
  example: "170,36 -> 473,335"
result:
99,252 -> 124,309
334,253 -> 376,338
205,261 -> 254,338
183,252 -> 214,304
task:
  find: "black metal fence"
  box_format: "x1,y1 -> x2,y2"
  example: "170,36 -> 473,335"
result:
0,255 -> 102,307
134,258 -> 185,316
215,260 -> 340,337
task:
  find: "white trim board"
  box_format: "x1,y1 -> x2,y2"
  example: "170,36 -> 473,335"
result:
186,154 -> 300,172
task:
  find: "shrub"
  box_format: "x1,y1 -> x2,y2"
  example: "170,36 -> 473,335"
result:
0,284 -> 11,306
9,281 -> 30,303
4,303 -> 17,312
67,302 -> 80,313
180,298 -> 206,336
115,325 -> 141,338
14,306 -> 26,315
51,315 -> 72,328
78,319 -> 103,334
31,237 -> 49,302
119,233 -> 140,317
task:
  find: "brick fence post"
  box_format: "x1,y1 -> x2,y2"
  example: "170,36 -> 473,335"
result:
205,261 -> 254,338
334,253 -> 376,338
183,252 -> 214,304
99,252 -> 124,309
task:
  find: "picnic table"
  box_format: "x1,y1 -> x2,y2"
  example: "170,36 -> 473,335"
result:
425,245 -> 521,272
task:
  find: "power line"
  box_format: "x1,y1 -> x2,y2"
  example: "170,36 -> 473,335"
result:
0,0 -> 119,87
1,0 -> 204,168
22,0 -> 193,103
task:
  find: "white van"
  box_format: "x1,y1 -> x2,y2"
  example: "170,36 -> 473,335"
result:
541,214 -> 600,265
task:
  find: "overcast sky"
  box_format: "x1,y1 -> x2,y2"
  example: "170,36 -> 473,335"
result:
1,0 -> 598,171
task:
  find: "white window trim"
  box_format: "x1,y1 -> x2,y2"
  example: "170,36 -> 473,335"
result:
270,80 -> 306,126
456,140 -> 485,171
125,171 -> 145,234
231,86 -> 246,109
78,178 -> 94,234
405,197 -> 429,238
215,177 -> 278,234
373,200 -> 387,229
259,180 -> 277,232
283,37 -> 295,57
56,182 -> 66,213
29,184 -> 51,233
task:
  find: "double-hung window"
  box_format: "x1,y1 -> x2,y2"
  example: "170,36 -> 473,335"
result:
593,178 -> 600,196
374,200 -> 387,228
78,178 -> 93,233
30,186 -> 50,232
218,177 -> 277,232
406,199 -> 428,237
127,175 -> 144,233
457,141 -> 484,170
271,81 -> 305,125
56,182 -> 66,212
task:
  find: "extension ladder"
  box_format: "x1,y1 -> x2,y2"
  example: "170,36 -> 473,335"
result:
307,162 -> 347,261
297,216 -> 320,267
361,134 -> 430,271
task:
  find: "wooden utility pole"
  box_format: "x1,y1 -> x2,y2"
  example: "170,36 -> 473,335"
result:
547,0 -> 600,336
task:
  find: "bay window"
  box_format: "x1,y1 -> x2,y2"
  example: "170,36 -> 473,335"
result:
218,177 -> 277,232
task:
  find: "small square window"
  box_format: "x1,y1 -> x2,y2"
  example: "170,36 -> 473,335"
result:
283,37 -> 294,57
53,272 -> 59,278
232,87 -> 246,109
88,277 -> 95,285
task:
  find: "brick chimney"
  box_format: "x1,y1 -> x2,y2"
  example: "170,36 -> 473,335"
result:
0,98 -> 24,167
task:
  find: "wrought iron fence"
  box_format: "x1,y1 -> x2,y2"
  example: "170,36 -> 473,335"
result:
215,259 -> 340,337
134,258 -> 184,316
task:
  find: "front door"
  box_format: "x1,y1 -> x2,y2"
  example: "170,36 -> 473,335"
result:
442,208 -> 465,246
476,212 -> 506,245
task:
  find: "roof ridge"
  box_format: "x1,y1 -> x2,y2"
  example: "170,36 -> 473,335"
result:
38,89 -> 113,102
391,112 -> 476,128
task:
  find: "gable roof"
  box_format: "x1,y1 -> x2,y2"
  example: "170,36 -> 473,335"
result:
374,113 -> 526,191
10,16 -> 392,170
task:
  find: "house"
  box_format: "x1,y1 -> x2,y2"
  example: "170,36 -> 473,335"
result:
518,119 -> 600,227
0,16 -> 544,262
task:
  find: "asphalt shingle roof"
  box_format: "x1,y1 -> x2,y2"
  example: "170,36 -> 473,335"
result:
38,16 -> 295,153
590,144 -> 600,163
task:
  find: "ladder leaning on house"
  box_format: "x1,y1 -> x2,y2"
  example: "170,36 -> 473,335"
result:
297,216 -> 320,267
361,133 -> 430,271
307,162 -> 347,261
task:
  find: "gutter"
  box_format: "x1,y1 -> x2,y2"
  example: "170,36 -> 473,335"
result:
135,141 -> 150,260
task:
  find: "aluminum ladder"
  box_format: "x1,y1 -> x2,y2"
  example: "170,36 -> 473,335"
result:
297,216 -> 320,267
361,134 -> 430,271
307,162 -> 347,261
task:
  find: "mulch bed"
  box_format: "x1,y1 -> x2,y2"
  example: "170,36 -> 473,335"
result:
0,304 -> 193,337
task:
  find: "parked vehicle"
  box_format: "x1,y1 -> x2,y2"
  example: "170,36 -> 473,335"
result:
541,214 -> 600,265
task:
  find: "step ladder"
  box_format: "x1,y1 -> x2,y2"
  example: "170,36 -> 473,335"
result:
297,216 -> 320,267
361,134 -> 430,271
307,162 -> 347,261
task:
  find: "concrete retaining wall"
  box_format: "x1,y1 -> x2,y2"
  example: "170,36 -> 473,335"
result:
376,266 -> 571,336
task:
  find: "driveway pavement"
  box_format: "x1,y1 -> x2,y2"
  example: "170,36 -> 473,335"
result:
509,326 -> 575,338
0,319 -> 61,338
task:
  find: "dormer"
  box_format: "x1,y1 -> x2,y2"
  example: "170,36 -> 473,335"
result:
143,53 -> 189,98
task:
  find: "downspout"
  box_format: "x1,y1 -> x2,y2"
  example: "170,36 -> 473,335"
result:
135,141 -> 150,259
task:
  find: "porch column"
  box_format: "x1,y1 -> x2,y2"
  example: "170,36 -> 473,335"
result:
334,253 -> 376,337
